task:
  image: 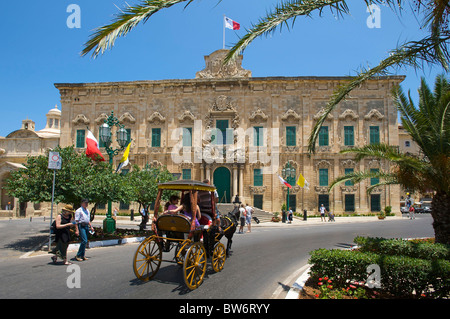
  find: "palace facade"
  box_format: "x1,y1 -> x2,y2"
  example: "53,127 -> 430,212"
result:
55,49 -> 404,215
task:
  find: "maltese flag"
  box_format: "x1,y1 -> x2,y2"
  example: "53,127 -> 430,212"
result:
278,175 -> 292,189
85,130 -> 105,161
224,16 -> 240,30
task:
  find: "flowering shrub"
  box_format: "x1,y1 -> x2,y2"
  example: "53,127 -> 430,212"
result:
314,276 -> 372,299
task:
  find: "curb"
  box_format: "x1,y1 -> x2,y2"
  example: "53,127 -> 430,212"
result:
66,236 -> 147,251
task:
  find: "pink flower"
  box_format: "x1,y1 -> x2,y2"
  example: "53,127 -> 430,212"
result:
349,285 -> 357,289
318,282 -> 323,286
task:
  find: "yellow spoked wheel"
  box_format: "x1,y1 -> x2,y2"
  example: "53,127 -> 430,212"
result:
183,242 -> 207,290
133,236 -> 162,282
175,240 -> 190,265
212,242 -> 226,273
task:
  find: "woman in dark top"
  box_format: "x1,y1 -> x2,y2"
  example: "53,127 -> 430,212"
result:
51,204 -> 76,265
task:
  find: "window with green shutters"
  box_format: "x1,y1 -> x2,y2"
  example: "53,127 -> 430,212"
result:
126,128 -> 131,145
319,126 -> 329,146
213,120 -> 230,145
344,168 -> 354,186
152,128 -> 161,147
369,126 -> 380,145
319,168 -> 328,186
370,168 -> 380,185
371,194 -> 381,212
182,169 -> 191,180
286,126 -> 296,146
254,126 -> 263,146
76,129 -> 85,148
345,194 -> 355,212
253,169 -> 263,186
344,126 -> 354,146
182,127 -> 192,147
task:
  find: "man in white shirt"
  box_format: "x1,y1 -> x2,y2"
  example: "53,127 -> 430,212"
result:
75,199 -> 94,261
245,203 -> 254,233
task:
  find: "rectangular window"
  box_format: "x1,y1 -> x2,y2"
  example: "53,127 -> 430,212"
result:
213,120 -> 229,145
76,130 -> 85,148
345,194 -> 355,212
182,127 -> 192,147
370,126 -> 380,145
370,168 -> 380,186
344,168 -> 354,186
253,169 -> 263,186
344,126 -> 354,146
98,127 -> 106,148
371,194 -> 381,212
126,128 -> 131,145
319,168 -> 328,186
319,126 -> 329,146
286,126 -> 296,146
318,194 -> 329,212
182,169 -> 191,180
254,126 -> 263,146
151,128 -> 161,147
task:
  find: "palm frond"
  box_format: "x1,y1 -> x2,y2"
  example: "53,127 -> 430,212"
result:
307,32 -> 450,153
81,0 -> 192,58
328,169 -> 396,193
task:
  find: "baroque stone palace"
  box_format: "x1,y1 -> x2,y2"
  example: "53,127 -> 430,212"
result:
53,49 -> 404,215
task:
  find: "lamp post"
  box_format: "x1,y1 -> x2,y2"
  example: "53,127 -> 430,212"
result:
98,111 -> 129,233
282,163 -> 296,220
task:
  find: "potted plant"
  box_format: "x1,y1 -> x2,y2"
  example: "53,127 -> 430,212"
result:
378,210 -> 386,220
272,212 -> 281,222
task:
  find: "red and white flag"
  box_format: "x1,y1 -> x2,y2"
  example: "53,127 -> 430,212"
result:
278,175 -> 292,188
85,130 -> 105,161
224,16 -> 240,30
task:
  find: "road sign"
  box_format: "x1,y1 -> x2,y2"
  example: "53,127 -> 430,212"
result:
48,152 -> 62,170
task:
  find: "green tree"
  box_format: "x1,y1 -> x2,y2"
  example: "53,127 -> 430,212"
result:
81,1 -> 449,154
4,146 -> 127,213
329,74 -> 450,244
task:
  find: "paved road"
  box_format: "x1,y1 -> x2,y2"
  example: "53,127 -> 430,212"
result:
0,215 -> 435,299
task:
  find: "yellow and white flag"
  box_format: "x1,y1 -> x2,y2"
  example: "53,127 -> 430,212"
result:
116,142 -> 131,172
296,173 -> 310,190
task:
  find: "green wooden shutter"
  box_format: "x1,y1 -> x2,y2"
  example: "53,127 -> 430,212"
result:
253,169 -> 263,186
344,126 -> 354,146
152,128 -> 161,147
344,168 -> 354,186
286,126 -> 296,146
370,126 -> 380,145
319,126 -> 329,146
76,130 -> 85,148
319,169 -> 328,186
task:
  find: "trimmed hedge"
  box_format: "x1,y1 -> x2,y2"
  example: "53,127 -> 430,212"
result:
353,236 -> 450,260
309,248 -> 450,298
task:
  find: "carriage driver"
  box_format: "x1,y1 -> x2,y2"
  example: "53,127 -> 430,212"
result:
202,179 -> 221,228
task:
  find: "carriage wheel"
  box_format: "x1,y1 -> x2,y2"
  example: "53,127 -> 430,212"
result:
212,242 -> 226,273
133,236 -> 162,282
175,240 -> 190,265
183,242 -> 207,290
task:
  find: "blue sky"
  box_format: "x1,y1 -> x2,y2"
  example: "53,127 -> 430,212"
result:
0,0 -> 445,137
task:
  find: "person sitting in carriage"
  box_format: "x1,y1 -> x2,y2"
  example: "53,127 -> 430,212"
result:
164,194 -> 180,212
164,193 -> 202,227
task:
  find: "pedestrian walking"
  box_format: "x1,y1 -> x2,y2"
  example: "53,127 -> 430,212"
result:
238,204 -> 246,234
50,204 -> 76,265
287,207 -> 293,224
245,203 -> 254,232
409,206 -> 415,219
319,204 -> 327,222
139,205 -> 149,231
74,199 -> 94,261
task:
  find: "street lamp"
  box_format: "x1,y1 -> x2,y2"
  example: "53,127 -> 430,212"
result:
99,111 -> 129,233
282,163 -> 296,222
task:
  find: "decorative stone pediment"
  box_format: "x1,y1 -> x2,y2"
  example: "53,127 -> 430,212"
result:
364,109 -> 384,121
72,114 -> 90,125
147,111 -> 166,124
249,108 -> 268,123
178,110 -> 196,123
248,185 -> 267,194
95,113 -> 108,124
281,109 -> 301,122
341,159 -> 357,168
119,112 -> 136,124
314,109 -> 334,121
210,95 -> 236,113
340,185 -> 358,193
195,49 -> 251,79
314,186 -> 329,194
339,109 -> 359,120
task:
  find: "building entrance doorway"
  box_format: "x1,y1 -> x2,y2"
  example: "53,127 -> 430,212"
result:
213,167 -> 231,203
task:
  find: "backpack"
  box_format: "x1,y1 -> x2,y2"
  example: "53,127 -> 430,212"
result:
50,220 -> 56,234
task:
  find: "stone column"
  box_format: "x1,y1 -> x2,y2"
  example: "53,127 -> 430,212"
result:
239,164 -> 244,201
206,165 -> 211,182
233,165 -> 238,198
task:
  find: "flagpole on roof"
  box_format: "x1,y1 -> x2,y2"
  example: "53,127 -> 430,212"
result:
223,14 -> 225,49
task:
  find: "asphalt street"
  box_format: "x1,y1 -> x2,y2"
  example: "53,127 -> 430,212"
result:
0,214 -> 435,299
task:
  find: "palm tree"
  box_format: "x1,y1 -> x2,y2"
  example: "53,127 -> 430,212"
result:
329,74 -> 450,244
81,0 -> 450,154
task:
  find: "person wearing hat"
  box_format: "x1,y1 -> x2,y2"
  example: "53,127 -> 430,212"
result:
50,204 -> 76,265
74,199 -> 94,261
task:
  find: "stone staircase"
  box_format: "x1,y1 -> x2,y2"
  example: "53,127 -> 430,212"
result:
217,203 -> 273,223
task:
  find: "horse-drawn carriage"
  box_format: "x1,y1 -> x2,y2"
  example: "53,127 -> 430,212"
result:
132,180 -> 237,290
